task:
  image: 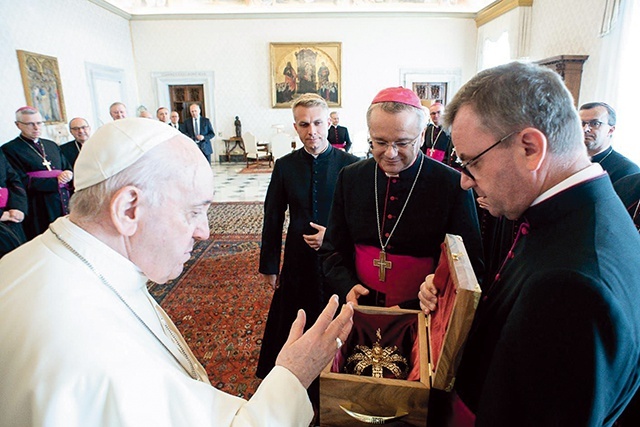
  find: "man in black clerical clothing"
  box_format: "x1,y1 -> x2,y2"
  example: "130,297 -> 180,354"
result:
320,87 -> 483,310
2,107 -> 73,240
180,103 -> 215,164
579,102 -> 639,183
419,62 -> 640,425
420,102 -> 453,165
257,94 -> 359,415
60,117 -> 91,167
614,172 -> 640,231
0,150 -> 27,257
327,111 -> 352,152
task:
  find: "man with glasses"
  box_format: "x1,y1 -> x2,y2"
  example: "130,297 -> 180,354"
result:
321,87 -> 483,310
2,106 -> 73,240
61,117 -> 91,166
579,102 -> 639,184
419,62 -> 640,425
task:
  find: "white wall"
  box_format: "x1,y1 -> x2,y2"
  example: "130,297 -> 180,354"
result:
0,0 -> 138,145
130,15 -> 477,159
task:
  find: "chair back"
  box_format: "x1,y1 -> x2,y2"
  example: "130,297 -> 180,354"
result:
243,132 -> 259,155
270,133 -> 294,160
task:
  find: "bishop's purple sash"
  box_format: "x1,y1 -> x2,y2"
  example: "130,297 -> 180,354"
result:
425,148 -> 446,162
331,142 -> 346,150
0,188 -> 8,209
26,170 -> 71,215
355,244 -> 435,306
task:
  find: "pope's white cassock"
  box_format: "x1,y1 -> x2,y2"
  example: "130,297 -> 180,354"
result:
0,217 -> 313,426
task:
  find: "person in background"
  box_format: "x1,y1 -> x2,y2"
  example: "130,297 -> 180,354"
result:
2,106 -> 73,240
109,102 -> 127,121
156,107 -> 170,123
0,149 -> 27,257
327,111 -> 352,152
180,103 -> 215,164
579,101 -> 639,183
60,117 -> 91,167
169,110 -> 180,129
420,102 -> 453,165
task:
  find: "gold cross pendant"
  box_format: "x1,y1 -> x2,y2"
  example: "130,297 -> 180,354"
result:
373,250 -> 392,282
42,159 -> 52,171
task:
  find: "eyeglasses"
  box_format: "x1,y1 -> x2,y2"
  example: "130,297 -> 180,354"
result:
455,131 -> 518,180
369,134 -> 421,151
581,120 -> 604,130
70,125 -> 90,131
17,121 -> 44,128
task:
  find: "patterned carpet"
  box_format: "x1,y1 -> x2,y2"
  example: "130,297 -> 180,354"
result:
148,202 -> 284,398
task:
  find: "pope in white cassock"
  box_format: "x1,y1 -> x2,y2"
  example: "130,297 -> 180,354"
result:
0,118 -> 353,426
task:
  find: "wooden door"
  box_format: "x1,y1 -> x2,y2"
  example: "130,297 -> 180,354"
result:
169,85 -> 206,122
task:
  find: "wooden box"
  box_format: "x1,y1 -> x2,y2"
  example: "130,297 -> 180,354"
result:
320,234 -> 481,426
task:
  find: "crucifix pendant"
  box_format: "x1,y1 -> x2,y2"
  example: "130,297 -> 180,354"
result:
373,250 -> 392,282
427,148 -> 434,156
42,159 -> 52,171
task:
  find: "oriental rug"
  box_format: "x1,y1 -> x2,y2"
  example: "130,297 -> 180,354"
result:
239,162 -> 273,174
148,202 -> 278,398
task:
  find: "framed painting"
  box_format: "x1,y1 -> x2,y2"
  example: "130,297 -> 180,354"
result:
412,82 -> 448,105
16,50 -> 67,124
270,42 -> 341,108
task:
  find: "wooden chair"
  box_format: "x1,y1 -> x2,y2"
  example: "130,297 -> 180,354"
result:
244,132 -> 273,167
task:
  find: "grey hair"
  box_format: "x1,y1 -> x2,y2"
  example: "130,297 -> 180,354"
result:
15,107 -> 39,122
445,61 -> 583,156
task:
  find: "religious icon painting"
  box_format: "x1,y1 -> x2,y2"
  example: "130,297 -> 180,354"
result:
270,42 -> 341,108
411,82 -> 447,105
16,50 -> 67,125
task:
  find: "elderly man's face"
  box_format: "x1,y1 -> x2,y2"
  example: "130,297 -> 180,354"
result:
110,104 -> 127,120
189,105 -> 201,118
16,112 -> 44,140
170,111 -> 180,124
579,106 -> 614,156
293,105 -> 330,155
369,107 -> 424,175
69,118 -> 91,143
157,108 -> 169,123
130,137 -> 213,284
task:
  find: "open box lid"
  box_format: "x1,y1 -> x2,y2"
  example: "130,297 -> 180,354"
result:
428,233 -> 482,391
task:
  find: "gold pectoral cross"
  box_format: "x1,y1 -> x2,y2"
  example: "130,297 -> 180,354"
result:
373,250 -> 392,282
42,159 -> 52,171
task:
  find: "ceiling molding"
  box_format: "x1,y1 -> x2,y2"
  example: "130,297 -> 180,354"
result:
87,0 -> 132,19
126,11 -> 477,21
475,0 -> 533,27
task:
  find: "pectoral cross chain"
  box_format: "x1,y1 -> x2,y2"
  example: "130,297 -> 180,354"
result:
373,251 -> 392,282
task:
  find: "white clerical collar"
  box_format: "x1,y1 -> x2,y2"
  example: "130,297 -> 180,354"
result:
531,163 -> 605,206
304,144 -> 329,158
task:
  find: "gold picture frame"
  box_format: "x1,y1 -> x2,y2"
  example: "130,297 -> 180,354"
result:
16,50 -> 67,124
270,42 -> 341,108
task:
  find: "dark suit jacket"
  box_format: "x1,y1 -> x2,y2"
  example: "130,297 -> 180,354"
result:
59,140 -> 81,167
180,116 -> 215,156
327,125 -> 352,152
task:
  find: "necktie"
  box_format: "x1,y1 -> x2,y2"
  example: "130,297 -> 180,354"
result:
194,118 -> 199,136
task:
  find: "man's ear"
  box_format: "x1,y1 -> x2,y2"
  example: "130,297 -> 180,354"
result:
519,127 -> 547,172
110,185 -> 142,237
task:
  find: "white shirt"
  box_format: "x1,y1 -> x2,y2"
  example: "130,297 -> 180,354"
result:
0,217 -> 312,426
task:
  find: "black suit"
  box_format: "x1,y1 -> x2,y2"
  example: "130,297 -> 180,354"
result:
180,116 -> 215,163
0,150 -> 27,256
327,125 -> 352,152
59,140 -> 82,167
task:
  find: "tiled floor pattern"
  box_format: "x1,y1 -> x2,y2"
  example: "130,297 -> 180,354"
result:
212,162 -> 270,203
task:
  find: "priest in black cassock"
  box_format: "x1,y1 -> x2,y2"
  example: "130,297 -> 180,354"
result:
0,150 -> 27,257
327,111 -> 352,152
579,102 -> 639,183
2,107 -> 74,240
256,94 -> 359,413
320,87 -> 483,310
420,62 -> 640,426
60,117 -> 91,167
420,102 -> 454,165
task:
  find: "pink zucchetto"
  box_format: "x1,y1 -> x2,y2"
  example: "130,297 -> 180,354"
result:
371,87 -> 422,109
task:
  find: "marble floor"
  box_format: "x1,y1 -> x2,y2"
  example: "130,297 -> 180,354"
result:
211,162 -> 271,203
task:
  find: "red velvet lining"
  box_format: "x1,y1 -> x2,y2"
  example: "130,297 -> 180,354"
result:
331,310 -> 421,381
429,243 -> 456,371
